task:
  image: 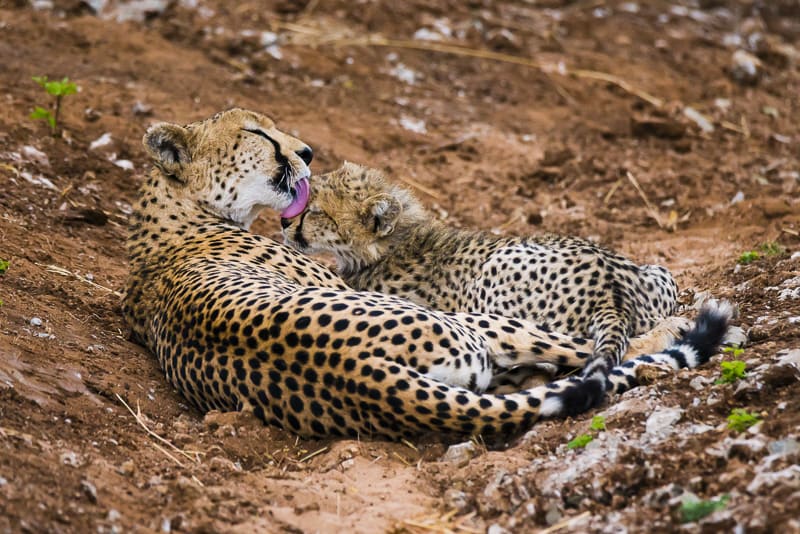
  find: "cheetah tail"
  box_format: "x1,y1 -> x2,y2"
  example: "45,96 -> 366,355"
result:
368,361 -> 608,440
606,299 -> 735,395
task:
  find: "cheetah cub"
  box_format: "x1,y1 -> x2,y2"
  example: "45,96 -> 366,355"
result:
282,163 -> 703,386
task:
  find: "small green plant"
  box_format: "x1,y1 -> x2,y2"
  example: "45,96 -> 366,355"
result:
0,259 -> 8,274
715,351 -> 746,384
680,494 -> 730,523
722,345 -> 744,358
727,408 -> 761,432
737,251 -> 759,264
30,76 -> 77,135
567,434 -> 593,449
590,415 -> 606,431
759,241 -> 785,257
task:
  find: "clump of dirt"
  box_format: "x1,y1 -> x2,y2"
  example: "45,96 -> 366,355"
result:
1,1 -> 799,532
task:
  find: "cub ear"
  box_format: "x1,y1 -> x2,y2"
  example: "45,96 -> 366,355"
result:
362,194 -> 401,237
142,122 -> 191,180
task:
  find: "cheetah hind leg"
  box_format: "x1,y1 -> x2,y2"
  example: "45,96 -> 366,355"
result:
487,317 -> 694,395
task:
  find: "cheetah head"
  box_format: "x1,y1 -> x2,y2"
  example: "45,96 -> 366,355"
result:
142,108 -> 313,228
281,162 -> 427,272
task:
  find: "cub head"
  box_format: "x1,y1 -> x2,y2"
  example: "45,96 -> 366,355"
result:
142,108 -> 313,228
281,162 -> 427,272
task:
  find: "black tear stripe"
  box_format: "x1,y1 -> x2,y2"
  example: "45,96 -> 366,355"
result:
242,129 -> 291,192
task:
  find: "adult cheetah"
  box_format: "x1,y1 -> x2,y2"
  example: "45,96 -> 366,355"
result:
281,163 -> 735,391
123,109 -> 732,440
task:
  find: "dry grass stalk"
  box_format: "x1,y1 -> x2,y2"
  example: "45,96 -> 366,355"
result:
624,171 -> 664,229
115,393 -> 198,465
539,510 -> 592,533
38,263 -> 123,298
279,26 -> 664,108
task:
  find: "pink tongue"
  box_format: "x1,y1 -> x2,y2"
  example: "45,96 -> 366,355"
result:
280,177 -> 310,219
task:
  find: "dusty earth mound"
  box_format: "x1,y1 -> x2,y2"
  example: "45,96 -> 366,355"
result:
1,1 -> 799,532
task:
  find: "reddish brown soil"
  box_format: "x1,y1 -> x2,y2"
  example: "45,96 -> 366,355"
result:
1,1 -> 799,532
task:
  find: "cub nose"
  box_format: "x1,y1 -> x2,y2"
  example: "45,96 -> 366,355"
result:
280,217 -> 292,229
295,146 -> 313,165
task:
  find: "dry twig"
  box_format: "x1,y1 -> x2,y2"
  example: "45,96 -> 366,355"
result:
115,393 -> 199,466
279,27 -> 664,108
37,263 -> 123,297
539,511 -> 592,534
624,171 -> 664,229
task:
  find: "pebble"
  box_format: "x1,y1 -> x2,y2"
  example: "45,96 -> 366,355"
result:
768,438 -> 799,456
60,450 -> 81,467
132,101 -> 153,116
645,407 -> 683,437
441,441 -> 478,467
746,465 -> 800,494
107,509 -> 121,522
444,489 -> 470,513
89,133 -> 113,151
30,317 -> 43,327
487,524 -> 512,534
730,50 -> 762,84
81,480 -> 98,503
21,145 -> 50,167
683,107 -> 715,133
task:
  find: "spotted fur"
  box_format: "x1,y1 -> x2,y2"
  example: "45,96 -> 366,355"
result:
281,163 -> 731,393
123,108 -> 652,441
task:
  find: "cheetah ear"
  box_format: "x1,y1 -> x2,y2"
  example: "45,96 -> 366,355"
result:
362,194 -> 401,237
142,122 -> 192,181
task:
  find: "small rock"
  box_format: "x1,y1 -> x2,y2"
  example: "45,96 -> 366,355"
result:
730,49 -> 762,84
208,456 -> 240,473
485,28 -> 520,52
107,509 -> 121,522
81,480 -> 97,503
84,108 -> 102,122
775,349 -> 800,368
746,465 -> 800,494
645,407 -> 683,437
60,450 -> 81,467
544,502 -> 562,526
441,441 -> 478,467
729,436 -> 767,459
118,459 -> 136,476
113,159 -> 134,171
21,145 -> 50,167
132,101 -> 153,116
89,133 -> 113,151
683,107 -> 715,133
487,524 -> 512,534
444,489 -> 470,513
30,317 -> 43,327
689,375 -> 711,391
768,438 -> 799,456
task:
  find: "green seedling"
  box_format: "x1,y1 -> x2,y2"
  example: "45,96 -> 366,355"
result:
567,434 -> 593,449
716,360 -> 746,385
680,494 -> 730,523
590,415 -> 606,431
30,76 -> 77,135
722,345 -> 744,358
727,408 -> 761,432
0,259 -> 8,274
759,241 -> 785,257
737,251 -> 759,264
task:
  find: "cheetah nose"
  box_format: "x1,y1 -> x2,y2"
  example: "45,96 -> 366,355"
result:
295,146 -> 313,165
280,217 -> 292,229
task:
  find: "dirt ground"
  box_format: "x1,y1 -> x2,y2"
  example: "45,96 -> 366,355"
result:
1,0 -> 799,532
